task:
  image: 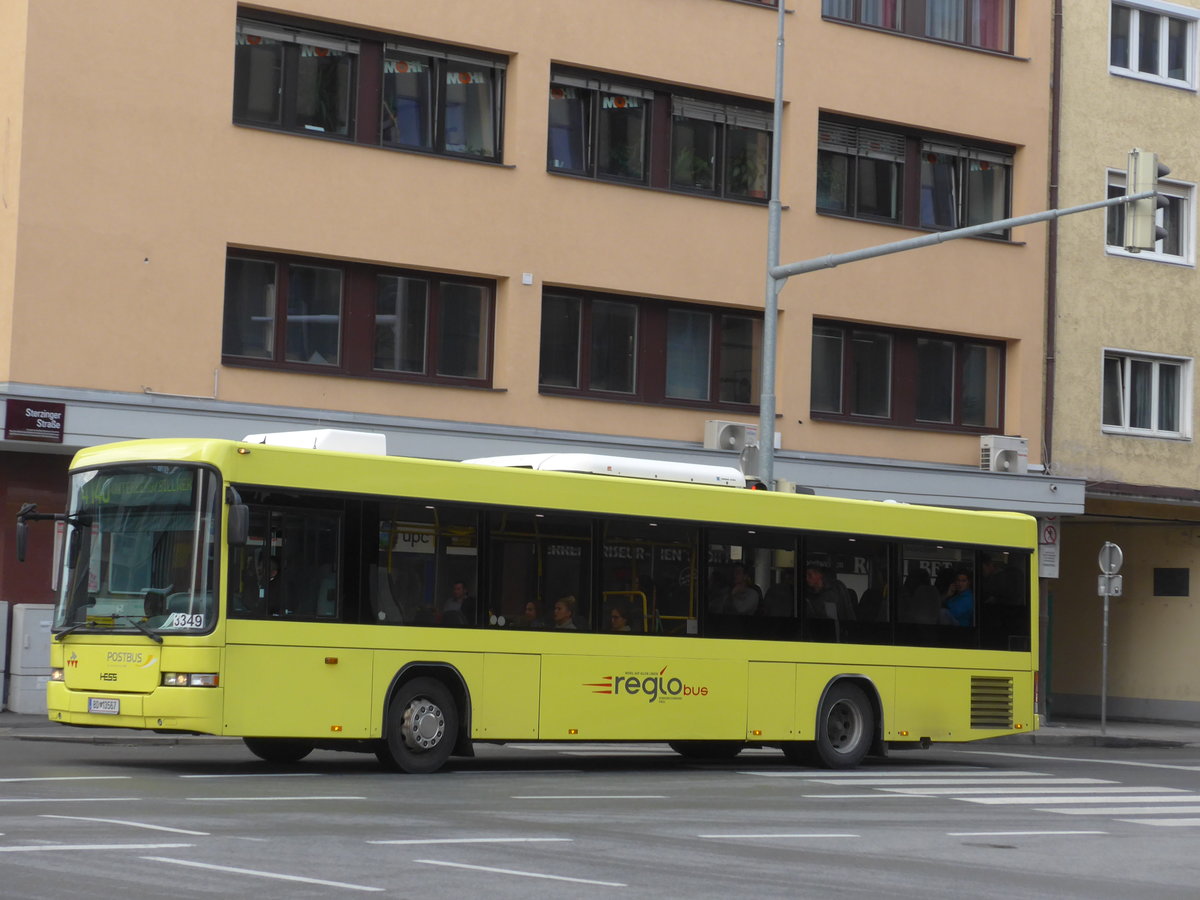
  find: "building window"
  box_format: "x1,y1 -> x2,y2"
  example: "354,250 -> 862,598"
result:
812,321 -> 1004,431
818,116 -> 1013,237
822,0 -> 1013,54
540,291 -> 762,408
1106,172 -> 1193,264
223,252 -> 494,386
234,16 -> 506,162
548,69 -> 772,202
1110,1 -> 1196,88
1102,350 -> 1191,438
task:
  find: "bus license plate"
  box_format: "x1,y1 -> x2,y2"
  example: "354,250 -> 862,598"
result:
88,698 -> 120,715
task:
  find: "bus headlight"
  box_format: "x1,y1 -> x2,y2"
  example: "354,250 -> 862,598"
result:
161,673 -> 219,687
50,668 -> 64,682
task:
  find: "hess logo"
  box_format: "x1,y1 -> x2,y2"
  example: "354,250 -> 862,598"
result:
584,665 -> 709,703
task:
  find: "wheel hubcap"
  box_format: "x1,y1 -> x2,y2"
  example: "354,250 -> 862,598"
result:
402,698 -> 446,752
826,699 -> 863,752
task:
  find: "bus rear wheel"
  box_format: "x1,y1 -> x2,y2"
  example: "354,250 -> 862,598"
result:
242,737 -> 314,764
793,681 -> 873,769
377,677 -> 458,774
668,740 -> 745,761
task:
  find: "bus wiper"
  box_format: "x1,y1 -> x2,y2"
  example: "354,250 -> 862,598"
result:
54,621 -> 93,641
113,615 -> 165,644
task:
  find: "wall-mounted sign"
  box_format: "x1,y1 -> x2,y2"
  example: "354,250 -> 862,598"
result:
5,399 -> 65,443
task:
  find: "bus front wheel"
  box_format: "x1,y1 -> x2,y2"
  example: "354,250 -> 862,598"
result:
797,681 -> 873,769
242,737 -> 313,764
378,677 -> 458,774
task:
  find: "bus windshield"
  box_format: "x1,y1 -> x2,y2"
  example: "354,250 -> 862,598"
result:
55,464 -> 219,635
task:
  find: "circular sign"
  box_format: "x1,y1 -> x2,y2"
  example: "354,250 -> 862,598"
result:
1098,542 -> 1124,575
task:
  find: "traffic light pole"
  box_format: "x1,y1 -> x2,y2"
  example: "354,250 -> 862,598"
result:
755,189 -> 1155,488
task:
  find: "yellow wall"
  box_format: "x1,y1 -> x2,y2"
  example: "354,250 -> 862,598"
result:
8,0 -> 1053,468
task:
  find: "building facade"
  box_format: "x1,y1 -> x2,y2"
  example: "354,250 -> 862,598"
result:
2,1 -> 1081,703
1049,0 -> 1200,723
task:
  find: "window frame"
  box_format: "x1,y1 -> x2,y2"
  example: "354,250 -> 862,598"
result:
547,67 -> 773,204
822,0 -> 1015,55
817,115 -> 1014,239
1101,348 -> 1193,439
222,250 -> 496,388
811,319 -> 1006,433
539,289 -> 763,411
1105,170 -> 1195,265
234,13 -> 507,163
1109,0 -> 1198,90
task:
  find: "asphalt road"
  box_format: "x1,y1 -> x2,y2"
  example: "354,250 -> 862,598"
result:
2,737 -> 1199,899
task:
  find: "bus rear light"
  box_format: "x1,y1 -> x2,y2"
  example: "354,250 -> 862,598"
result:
162,673 -> 219,687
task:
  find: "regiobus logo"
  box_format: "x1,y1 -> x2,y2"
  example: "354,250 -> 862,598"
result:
584,665 -> 709,703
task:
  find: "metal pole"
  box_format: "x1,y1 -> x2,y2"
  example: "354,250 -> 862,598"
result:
756,0 -> 786,490
1101,592 -> 1109,736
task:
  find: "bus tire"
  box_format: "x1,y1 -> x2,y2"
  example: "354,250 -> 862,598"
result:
378,677 -> 458,774
668,740 -> 745,761
808,681 -> 873,769
242,737 -> 313,764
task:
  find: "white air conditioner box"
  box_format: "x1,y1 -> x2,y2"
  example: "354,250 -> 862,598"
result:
9,603 -> 54,675
7,673 -> 49,715
0,600 -> 8,710
980,435 -> 1029,474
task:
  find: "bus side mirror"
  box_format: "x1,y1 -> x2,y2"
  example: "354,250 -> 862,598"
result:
66,527 -> 81,568
228,504 -> 249,547
16,519 -> 28,563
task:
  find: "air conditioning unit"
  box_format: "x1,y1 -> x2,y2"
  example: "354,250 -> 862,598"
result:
980,435 -> 1028,475
704,419 -> 760,452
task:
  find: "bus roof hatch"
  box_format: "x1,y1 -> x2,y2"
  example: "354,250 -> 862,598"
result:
464,453 -> 746,488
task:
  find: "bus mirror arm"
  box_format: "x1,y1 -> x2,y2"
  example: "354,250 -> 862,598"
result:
15,504 -> 89,564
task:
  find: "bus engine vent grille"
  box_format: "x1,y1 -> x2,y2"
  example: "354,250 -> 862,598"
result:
970,676 -> 1013,729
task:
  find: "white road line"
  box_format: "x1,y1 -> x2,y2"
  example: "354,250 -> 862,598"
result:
698,833 -> 858,839
947,830 -> 1107,837
415,858 -> 626,887
454,770 -> 585,776
740,768 -> 1014,778
142,856 -> 384,892
39,815 -> 209,836
511,795 -> 667,800
961,794 -> 1200,806
180,773 -> 322,779
0,776 -> 132,783
816,777 -> 1113,787
1040,805 -> 1200,816
368,837 -> 573,845
882,786 -> 1184,796
560,750 -> 676,756
0,843 -> 192,853
802,793 -> 932,799
1118,818 -> 1200,827
956,749 -> 1200,772
0,798 -> 140,804
185,796 -> 366,802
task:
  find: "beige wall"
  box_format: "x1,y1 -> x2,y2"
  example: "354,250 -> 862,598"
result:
0,0 -> 29,382
10,0 -> 1052,468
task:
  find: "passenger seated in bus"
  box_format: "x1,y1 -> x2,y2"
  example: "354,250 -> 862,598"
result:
803,566 -> 854,620
552,595 -> 580,629
941,569 -> 975,627
980,554 -> 1023,606
899,568 -> 941,624
440,580 -> 474,626
516,599 -> 544,628
707,570 -> 731,613
728,564 -> 762,615
609,603 -> 632,632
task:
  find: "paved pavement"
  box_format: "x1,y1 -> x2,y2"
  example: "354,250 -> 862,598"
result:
2,709 -> 1199,748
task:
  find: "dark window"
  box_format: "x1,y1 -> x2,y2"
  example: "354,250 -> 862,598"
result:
822,0 -> 1014,54
234,16 -> 506,162
1110,2 -> 1194,87
223,251 -> 494,387
548,69 -> 771,202
819,116 -> 1013,237
812,320 -> 1004,432
488,510 -> 593,631
540,290 -> 762,408
1153,567 -> 1189,597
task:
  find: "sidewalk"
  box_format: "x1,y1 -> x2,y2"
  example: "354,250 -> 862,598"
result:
3,709 -> 1199,748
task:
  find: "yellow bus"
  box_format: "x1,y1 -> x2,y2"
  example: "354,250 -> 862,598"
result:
20,431 -> 1038,773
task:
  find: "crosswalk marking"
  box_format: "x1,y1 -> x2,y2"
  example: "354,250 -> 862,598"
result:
882,786 -> 1184,796
820,777 -> 1114,788
959,793 -> 1200,805
1118,818 -> 1200,827
1040,805 -> 1200,816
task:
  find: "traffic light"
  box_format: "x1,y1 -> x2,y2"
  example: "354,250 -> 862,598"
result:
1124,148 -> 1170,253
